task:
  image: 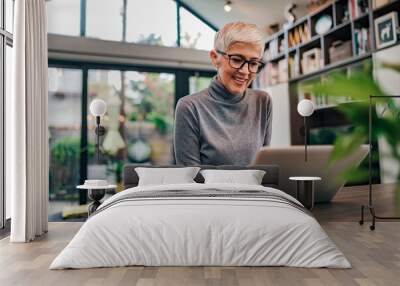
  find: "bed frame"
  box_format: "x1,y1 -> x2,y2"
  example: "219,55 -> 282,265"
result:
123,164 -> 279,189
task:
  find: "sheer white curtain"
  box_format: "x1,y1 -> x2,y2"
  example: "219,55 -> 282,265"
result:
8,0 -> 49,242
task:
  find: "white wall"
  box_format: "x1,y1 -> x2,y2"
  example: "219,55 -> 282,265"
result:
373,45 -> 400,184
265,82 -> 291,147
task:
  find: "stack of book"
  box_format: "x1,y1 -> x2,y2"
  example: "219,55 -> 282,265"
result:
354,27 -> 370,55
278,59 -> 288,82
255,59 -> 288,87
288,23 -> 311,48
265,38 -> 279,60
279,38 -> 286,54
288,52 -> 301,79
267,62 -> 279,85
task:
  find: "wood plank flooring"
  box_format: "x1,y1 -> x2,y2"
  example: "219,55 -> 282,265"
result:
0,184 -> 399,286
313,183 -> 400,222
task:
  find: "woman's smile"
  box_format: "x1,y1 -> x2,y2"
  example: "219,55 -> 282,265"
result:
232,74 -> 249,87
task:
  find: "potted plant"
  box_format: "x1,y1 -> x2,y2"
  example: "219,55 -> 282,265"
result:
302,62 -> 400,206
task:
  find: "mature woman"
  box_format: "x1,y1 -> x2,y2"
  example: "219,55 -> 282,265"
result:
174,22 -> 272,165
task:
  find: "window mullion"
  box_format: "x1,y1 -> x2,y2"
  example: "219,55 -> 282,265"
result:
80,0 -> 86,37
176,1 -> 181,47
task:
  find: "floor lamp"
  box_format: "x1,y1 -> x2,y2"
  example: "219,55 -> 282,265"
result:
87,99 -> 107,214
89,99 -> 107,163
297,99 -> 315,162
359,95 -> 400,230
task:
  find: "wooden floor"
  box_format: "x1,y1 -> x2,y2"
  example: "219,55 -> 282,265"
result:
313,183 -> 400,222
1,184 -> 399,286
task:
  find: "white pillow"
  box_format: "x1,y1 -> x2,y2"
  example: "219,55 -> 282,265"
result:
135,167 -> 200,186
200,169 -> 266,185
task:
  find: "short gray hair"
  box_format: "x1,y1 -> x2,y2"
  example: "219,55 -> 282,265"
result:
214,22 -> 265,55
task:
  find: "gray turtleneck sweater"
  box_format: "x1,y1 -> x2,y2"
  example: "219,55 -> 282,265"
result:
174,77 -> 272,165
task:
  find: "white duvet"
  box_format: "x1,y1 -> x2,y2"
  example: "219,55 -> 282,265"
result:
50,183 -> 351,269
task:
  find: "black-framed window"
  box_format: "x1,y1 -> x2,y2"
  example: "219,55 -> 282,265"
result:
48,67 -> 83,214
46,0 -> 217,50
1,0 -> 14,230
47,60 -> 215,221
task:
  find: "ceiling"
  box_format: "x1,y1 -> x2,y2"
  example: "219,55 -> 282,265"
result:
180,0 -> 309,35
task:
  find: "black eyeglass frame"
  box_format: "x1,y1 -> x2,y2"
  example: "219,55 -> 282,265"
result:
216,49 -> 265,74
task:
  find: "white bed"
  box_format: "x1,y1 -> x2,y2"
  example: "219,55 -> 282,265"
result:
50,183 -> 350,269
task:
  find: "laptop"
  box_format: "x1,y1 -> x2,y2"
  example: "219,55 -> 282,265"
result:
252,145 -> 369,203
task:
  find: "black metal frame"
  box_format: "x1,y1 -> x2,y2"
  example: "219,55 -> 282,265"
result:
75,0 -> 217,48
49,59 -> 215,205
47,0 -> 216,209
80,0 -> 86,37
175,0 -> 218,32
359,95 -> 400,230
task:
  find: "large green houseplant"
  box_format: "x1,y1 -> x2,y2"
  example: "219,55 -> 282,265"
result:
302,63 -> 400,206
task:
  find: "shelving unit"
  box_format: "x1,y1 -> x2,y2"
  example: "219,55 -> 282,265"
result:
258,0 -> 400,86
254,0 -> 398,186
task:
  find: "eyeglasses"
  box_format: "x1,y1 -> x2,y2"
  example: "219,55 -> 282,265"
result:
216,50 -> 265,74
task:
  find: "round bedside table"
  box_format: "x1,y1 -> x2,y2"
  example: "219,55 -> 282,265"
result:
77,184 -> 116,215
289,176 -> 321,210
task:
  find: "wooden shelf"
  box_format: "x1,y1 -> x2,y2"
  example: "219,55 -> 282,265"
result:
373,0 -> 400,15
261,0 -> 400,146
375,40 -> 400,52
353,12 -> 369,22
289,53 -> 371,82
267,53 -> 286,62
324,21 -> 351,37
262,0 -> 399,87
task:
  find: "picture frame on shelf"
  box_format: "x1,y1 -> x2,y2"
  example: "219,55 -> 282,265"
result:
374,12 -> 399,49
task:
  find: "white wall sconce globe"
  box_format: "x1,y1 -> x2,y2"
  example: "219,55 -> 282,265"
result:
90,99 -> 107,116
297,99 -> 315,117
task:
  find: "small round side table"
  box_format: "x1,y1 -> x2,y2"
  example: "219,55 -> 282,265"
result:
289,176 -> 321,210
77,184 -> 116,215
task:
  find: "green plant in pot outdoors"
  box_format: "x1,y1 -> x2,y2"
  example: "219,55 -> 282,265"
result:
146,112 -> 171,135
302,62 -> 400,207
50,137 -> 95,200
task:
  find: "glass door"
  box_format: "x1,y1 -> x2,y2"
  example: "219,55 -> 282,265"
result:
87,69 -> 175,191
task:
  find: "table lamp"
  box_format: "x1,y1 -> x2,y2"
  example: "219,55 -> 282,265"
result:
89,99 -> 107,163
297,99 -> 315,162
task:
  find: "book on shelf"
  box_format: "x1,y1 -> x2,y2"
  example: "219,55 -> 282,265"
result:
265,62 -> 280,86
348,0 -> 369,19
354,27 -> 370,55
279,38 -> 286,54
288,23 -> 310,48
255,59 -> 288,87
288,52 -> 300,79
265,38 -> 280,60
298,91 -> 337,109
298,80 -> 354,109
254,68 -> 268,89
278,58 -> 288,82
